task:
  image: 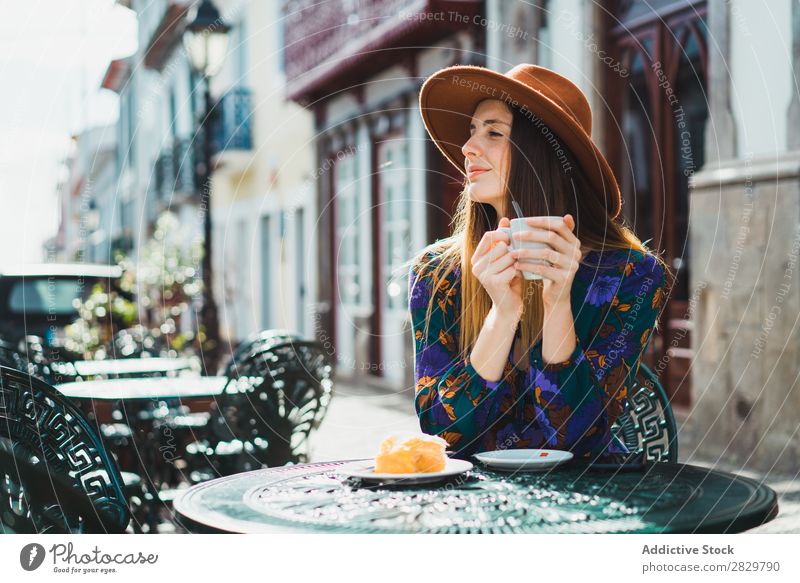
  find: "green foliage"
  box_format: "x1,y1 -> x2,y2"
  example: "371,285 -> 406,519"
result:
65,211 -> 204,359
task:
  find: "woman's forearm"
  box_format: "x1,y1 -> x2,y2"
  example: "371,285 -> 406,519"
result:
542,299 -> 578,365
469,305 -> 521,382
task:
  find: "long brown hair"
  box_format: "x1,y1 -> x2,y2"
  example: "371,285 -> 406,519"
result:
410,101 -> 674,369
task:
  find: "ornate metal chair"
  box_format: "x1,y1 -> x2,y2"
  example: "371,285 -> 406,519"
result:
113,327 -> 169,359
610,362 -> 678,462
187,340 -> 334,480
0,436 -> 125,534
0,366 -> 130,531
0,336 -> 76,385
218,329 -> 301,377
0,339 -> 29,373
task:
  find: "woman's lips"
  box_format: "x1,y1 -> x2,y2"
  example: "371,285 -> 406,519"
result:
468,169 -> 489,180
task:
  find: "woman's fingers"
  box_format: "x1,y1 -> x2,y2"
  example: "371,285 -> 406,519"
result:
515,261 -> 565,283
486,241 -> 510,263
472,233 -> 493,263
511,246 -> 561,267
487,251 -> 515,273
474,229 -> 509,259
491,260 -> 518,283
512,229 -> 572,255
474,243 -> 513,277
514,217 -> 580,255
524,216 -> 578,244
474,231 -> 495,256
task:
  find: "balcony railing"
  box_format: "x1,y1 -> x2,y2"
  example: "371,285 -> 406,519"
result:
283,0 -> 482,102
154,149 -> 174,202
153,138 -> 196,203
212,87 -> 253,156
172,138 -> 195,195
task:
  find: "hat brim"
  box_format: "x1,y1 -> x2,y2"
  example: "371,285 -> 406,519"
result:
418,65 -> 621,219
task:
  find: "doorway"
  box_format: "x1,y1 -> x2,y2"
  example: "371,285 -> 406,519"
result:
605,0 -> 709,407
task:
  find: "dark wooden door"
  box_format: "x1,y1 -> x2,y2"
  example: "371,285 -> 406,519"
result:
426,139 -> 466,243
604,0 -> 709,408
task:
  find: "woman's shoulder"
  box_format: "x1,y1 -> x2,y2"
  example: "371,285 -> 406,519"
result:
579,247 -> 667,308
582,247 -> 664,278
410,239 -> 461,279
408,243 -> 461,311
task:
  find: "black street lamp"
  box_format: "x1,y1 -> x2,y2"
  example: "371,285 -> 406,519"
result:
184,0 -> 230,372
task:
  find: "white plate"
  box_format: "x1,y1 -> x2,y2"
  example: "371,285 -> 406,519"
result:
338,458 -> 473,485
474,449 -> 573,472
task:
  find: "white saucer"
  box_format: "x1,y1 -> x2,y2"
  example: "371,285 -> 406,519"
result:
338,458 -> 473,485
474,449 -> 573,471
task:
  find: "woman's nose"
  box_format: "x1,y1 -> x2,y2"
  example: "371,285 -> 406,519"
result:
461,134 -> 482,159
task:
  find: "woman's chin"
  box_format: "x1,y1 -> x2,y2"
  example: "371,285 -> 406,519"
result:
467,188 -> 503,207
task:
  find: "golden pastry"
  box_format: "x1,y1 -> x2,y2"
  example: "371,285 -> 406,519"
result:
374,433 -> 448,474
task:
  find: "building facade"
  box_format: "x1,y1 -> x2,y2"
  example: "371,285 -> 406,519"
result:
108,0 -> 204,259
688,0 -> 800,473
283,0 -> 485,388
68,0 -> 798,472
53,126 -> 117,264
208,0 -> 317,345
281,0 -> 699,395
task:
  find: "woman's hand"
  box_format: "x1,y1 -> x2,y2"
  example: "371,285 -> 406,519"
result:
511,214 -> 582,308
471,217 -> 523,319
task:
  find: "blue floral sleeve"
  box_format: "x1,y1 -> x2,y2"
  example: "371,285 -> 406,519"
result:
408,258 -> 510,454
528,251 -> 666,456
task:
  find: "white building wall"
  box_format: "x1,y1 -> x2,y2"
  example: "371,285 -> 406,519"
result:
209,0 -> 317,344
547,0 -> 592,97
730,0 -> 793,158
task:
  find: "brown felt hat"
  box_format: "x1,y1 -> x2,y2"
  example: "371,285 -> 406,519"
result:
418,63 -> 621,219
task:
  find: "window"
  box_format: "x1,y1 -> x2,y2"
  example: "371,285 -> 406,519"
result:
538,0 -> 552,69
169,88 -> 177,140
378,135 -> 411,311
335,151 -> 361,306
276,0 -> 285,74
260,215 -> 272,329
294,208 -> 306,333
237,19 -> 248,83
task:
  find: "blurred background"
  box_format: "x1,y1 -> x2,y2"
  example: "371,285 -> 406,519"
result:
1,0 -> 798,486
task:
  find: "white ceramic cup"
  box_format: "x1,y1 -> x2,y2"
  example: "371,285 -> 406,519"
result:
510,216 -> 565,280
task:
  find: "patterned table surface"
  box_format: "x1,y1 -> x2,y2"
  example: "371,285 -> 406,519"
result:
55,376 -> 230,400
71,357 -> 192,377
173,459 -> 778,534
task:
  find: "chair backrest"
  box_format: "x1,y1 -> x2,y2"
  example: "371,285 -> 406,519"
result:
0,366 -> 130,530
113,326 -> 167,359
611,362 -> 678,462
219,329 -> 301,378
0,336 -> 74,385
0,339 -> 29,372
0,436 -> 123,534
213,340 -> 334,467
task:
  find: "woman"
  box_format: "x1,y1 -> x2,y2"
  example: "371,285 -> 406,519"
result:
409,64 -> 675,459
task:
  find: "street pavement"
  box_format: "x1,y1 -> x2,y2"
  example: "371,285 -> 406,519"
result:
308,378 -> 420,463
310,379 -> 799,533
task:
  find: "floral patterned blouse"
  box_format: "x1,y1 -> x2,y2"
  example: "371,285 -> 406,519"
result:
409,247 -> 667,460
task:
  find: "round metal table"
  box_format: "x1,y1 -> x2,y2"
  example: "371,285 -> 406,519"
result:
173,459 -> 778,534
69,357 -> 193,378
55,376 -> 230,400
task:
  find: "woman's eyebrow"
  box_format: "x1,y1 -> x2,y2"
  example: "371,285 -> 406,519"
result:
469,118 -> 512,129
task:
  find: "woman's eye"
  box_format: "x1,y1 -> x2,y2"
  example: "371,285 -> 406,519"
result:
489,131 -> 503,137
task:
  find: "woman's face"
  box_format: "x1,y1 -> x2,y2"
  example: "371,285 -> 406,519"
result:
461,99 -> 513,216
